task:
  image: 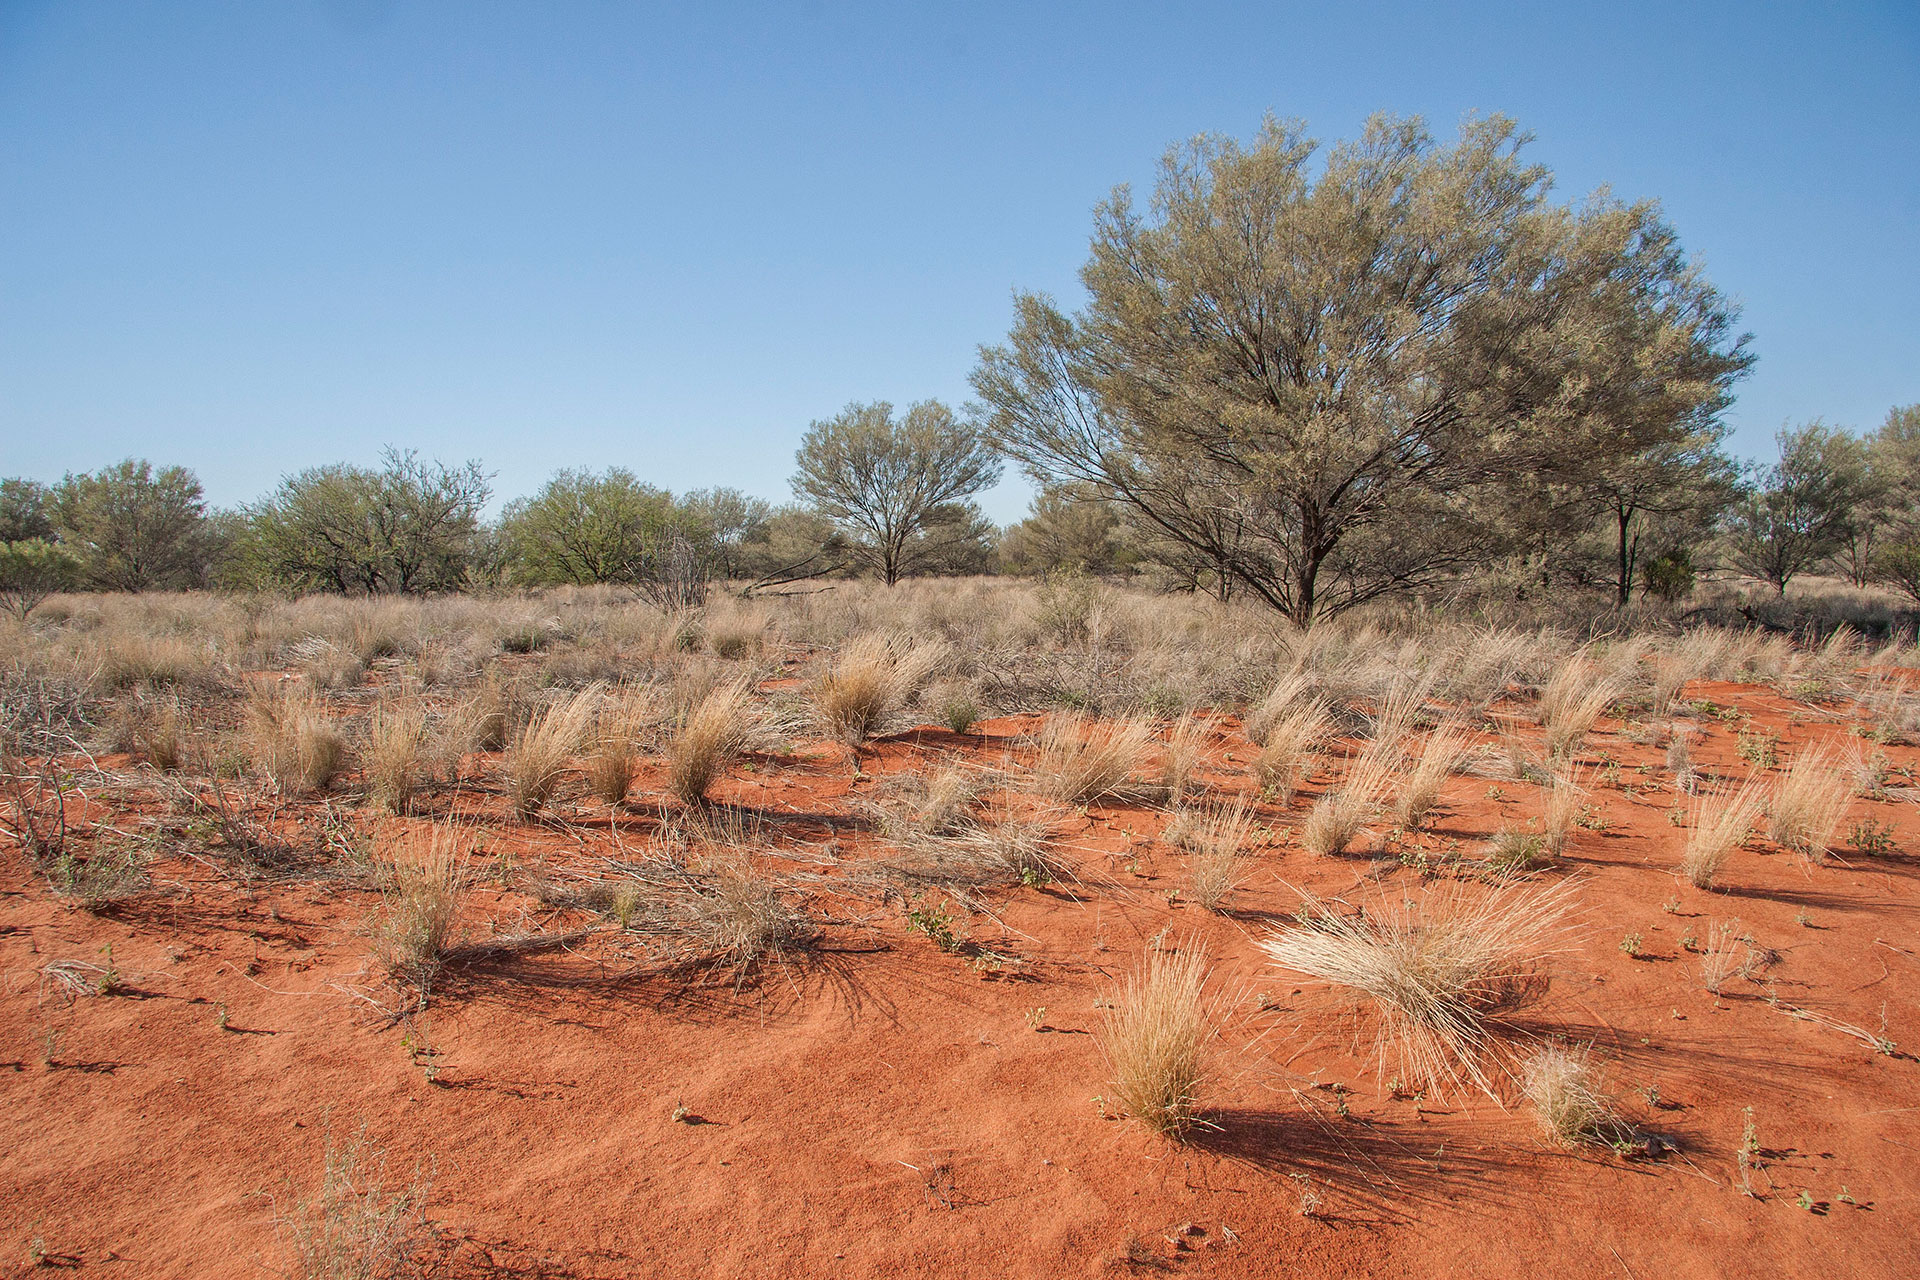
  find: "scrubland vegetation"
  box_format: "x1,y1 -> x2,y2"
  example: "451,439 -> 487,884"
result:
6,112 -> 1918,1276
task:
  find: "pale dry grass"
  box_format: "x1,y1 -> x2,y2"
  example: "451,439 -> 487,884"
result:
278,1125 -> 431,1280
1159,713 -> 1210,806
1099,943 -> 1211,1137
1033,712 -> 1155,804
586,685 -> 656,807
1185,799 -> 1258,911
247,685 -> 348,797
665,676 -> 755,806
1541,768 -> 1584,858
136,696 -> 188,772
1541,664 -> 1620,761
505,688 -> 598,819
1522,1044 -> 1615,1146
363,700 -> 427,816
1299,747 -> 1394,856
1698,917 -> 1750,995
1260,878 -> 1577,1096
1245,669 -> 1317,746
1681,778 -> 1769,889
1253,703 -> 1331,803
1393,725 -> 1471,831
1767,744 -> 1851,858
373,822 -> 471,994
813,632 -> 948,744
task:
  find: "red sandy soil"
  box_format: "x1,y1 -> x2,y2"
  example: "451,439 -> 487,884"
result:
4,678 -> 1919,1277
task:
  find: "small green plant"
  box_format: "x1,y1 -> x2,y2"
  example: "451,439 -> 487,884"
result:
1736,729 -> 1779,769
1619,932 -> 1643,958
1024,1006 -> 1047,1032
1848,818 -> 1895,857
671,1101 -> 692,1123
1794,910 -> 1812,928
1573,804 -> 1611,832
1797,1190 -> 1814,1211
905,896 -> 963,953
1661,897 -> 1681,914
939,694 -> 980,736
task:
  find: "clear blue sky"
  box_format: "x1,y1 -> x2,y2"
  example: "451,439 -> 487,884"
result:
2,1 -> 1915,524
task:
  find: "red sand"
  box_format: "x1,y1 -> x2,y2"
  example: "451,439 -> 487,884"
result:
4,678 -> 1918,1277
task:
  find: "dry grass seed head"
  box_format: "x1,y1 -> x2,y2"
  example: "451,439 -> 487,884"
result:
279,1123 -> 432,1280
248,684 -> 348,797
363,700 -> 427,816
1259,877 -> 1577,1097
1159,713 -> 1210,805
373,822 -> 471,992
1187,798 -> 1259,911
1299,745 -> 1394,856
1253,702 -> 1332,803
1543,671 -> 1621,761
1099,942 -> 1212,1138
1541,768 -> 1585,857
585,685 -> 657,807
1767,744 -> 1851,858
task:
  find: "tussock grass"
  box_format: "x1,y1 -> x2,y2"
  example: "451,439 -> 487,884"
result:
248,685 -> 348,797
874,762 -> 985,839
1666,729 -> 1697,793
1033,712 -> 1155,804
136,696 -> 188,772
812,632 -> 948,744
1184,799 -> 1258,911
1541,665 -> 1620,761
1253,702 -> 1331,803
1541,768 -> 1584,858
586,685 -> 655,807
1481,827 -> 1550,877
504,688 -> 598,819
1698,917 -> 1750,995
1159,713 -> 1209,806
1099,943 -> 1211,1137
1522,1044 -> 1616,1146
688,857 -> 810,971
1245,669 -> 1317,746
882,799 -> 1065,896
363,700 -> 426,816
665,676 -> 755,806
1681,778 -> 1768,889
1393,725 -> 1471,831
1768,744 -> 1851,858
1259,878 -> 1576,1096
1299,747 -> 1394,856
373,822 -> 470,995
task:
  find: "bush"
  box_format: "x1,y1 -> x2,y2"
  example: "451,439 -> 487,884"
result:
1099,944 -> 1210,1137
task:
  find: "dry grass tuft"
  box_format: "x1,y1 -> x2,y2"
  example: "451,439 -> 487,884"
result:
1542,670 -> 1620,761
1767,744 -> 1851,858
1184,799 -> 1259,911
505,688 -> 598,819
1680,778 -> 1768,889
136,696 -> 188,772
665,676 -> 756,806
248,685 -> 348,797
1260,878 -> 1576,1096
585,685 -> 655,807
363,700 -> 427,816
1522,1044 -> 1616,1146
1034,712 -> 1155,804
812,632 -> 948,744
1099,943 -> 1211,1138
882,799 -> 1066,896
1393,725 -> 1471,831
1541,768 -> 1584,858
1159,713 -> 1210,806
373,822 -> 471,996
1245,669 -> 1317,746
1299,747 -> 1394,856
1252,702 -> 1331,804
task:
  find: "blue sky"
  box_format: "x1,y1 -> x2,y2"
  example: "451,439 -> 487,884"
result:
1,1 -> 1915,524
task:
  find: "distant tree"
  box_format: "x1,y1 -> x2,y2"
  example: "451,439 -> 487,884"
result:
50,459 -> 209,591
0,479 -> 53,543
999,485 -> 1133,576
972,114 -> 1752,623
0,539 -> 80,620
1722,424 -> 1867,595
500,469 -> 682,587
733,507 -> 852,594
1857,404 -> 1920,591
681,487 -> 773,578
791,400 -> 1002,585
241,449 -> 489,594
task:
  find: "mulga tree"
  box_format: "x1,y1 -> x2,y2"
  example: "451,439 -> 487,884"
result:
791,399 -> 1002,585
1722,424 -> 1868,596
50,459 -> 210,590
972,114 -> 1752,623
